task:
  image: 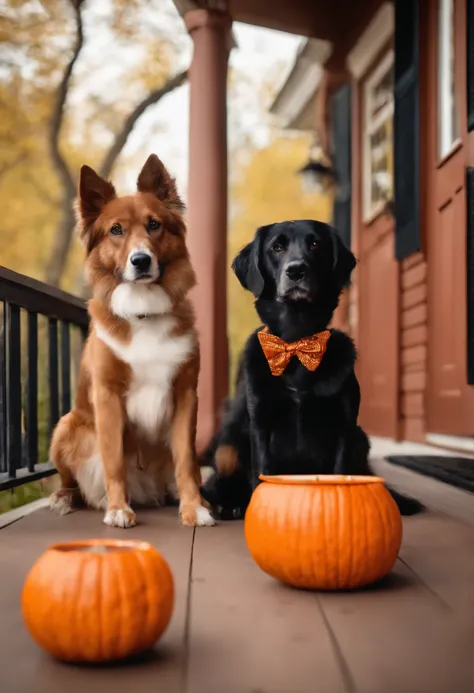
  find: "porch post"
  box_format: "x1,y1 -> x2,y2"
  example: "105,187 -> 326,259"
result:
184,9 -> 232,453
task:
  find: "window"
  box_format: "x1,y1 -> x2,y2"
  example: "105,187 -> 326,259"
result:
363,51 -> 394,220
438,0 -> 459,157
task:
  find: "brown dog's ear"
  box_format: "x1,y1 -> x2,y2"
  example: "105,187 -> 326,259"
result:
75,165 -> 116,249
137,154 -> 185,212
77,165 -> 116,222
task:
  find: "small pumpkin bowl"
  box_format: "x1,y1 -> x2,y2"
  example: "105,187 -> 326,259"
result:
22,539 -> 174,663
244,474 -> 402,590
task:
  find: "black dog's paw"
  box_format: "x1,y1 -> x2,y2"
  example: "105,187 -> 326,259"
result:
387,486 -> 424,516
218,506 -> 246,521
398,496 -> 425,516
164,493 -> 180,507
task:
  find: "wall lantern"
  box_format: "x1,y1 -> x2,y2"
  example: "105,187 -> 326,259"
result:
297,159 -> 335,195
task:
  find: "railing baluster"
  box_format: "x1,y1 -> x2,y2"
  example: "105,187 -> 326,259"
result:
0,303 -> 6,473
0,268 -> 88,491
80,324 -> 88,344
26,311 -> 38,472
61,321 -> 71,415
5,302 -> 22,479
48,318 -> 59,436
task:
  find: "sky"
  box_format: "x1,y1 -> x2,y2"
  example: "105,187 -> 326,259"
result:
121,20 -> 302,197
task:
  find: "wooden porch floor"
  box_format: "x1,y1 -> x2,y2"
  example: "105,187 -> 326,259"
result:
1,483 -> 474,693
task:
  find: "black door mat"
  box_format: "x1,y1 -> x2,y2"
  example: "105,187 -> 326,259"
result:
386,455 -> 474,494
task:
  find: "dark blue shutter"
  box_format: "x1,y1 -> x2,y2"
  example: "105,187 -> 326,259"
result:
394,0 -> 421,260
468,0 -> 474,131
467,168 -> 474,384
331,84 -> 351,249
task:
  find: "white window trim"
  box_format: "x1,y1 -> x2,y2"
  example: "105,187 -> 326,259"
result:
347,2 -> 394,80
363,50 -> 395,222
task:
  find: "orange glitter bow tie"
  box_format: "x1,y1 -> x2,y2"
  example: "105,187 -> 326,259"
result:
257,328 -> 331,376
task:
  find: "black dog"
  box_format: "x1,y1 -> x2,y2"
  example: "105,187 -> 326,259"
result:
201,220 -> 423,519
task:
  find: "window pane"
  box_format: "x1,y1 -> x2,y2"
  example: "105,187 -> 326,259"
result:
371,68 -> 394,120
438,0 -> 459,157
364,53 -> 394,219
370,118 -> 393,209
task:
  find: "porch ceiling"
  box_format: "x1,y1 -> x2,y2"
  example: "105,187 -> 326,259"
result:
174,0 -> 360,43
228,0 -> 376,44
229,0 -> 345,41
174,0 -> 386,70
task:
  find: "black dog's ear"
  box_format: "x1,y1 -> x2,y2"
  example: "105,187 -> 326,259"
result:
232,225 -> 271,297
330,228 -> 356,289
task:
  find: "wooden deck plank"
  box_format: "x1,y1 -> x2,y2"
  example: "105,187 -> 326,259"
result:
186,520 -> 347,693
0,506 -> 193,693
399,512 -> 474,610
2,497 -> 474,693
317,517 -> 474,693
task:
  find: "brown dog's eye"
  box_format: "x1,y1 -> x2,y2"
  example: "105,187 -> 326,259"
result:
272,242 -> 284,253
110,224 -> 123,236
148,218 -> 161,232
310,240 -> 319,250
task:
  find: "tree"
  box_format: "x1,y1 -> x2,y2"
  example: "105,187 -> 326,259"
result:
0,0 -> 188,288
228,133 -> 333,385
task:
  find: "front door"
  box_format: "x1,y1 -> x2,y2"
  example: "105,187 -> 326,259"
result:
427,0 -> 474,434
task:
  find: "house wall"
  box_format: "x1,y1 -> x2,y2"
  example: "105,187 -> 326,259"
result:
267,0 -> 471,444
347,10 -> 402,440
347,0 -> 471,444
347,1 -> 429,443
400,252 -> 428,442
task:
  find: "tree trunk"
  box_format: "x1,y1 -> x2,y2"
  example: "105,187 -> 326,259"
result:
44,200 -> 76,287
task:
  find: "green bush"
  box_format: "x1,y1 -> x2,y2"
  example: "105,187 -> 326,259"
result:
0,476 -> 58,514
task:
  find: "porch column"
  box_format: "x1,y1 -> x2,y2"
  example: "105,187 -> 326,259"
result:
185,9 -> 232,453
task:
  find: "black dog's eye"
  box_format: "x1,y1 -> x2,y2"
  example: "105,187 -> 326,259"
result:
148,218 -> 161,232
272,242 -> 284,253
310,240 -> 319,250
110,224 -> 123,236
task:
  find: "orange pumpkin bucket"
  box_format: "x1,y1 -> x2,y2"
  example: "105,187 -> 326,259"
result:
22,539 -> 174,663
244,475 -> 402,590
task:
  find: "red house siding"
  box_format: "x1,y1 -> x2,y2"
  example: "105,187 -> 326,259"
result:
400,252 -> 428,442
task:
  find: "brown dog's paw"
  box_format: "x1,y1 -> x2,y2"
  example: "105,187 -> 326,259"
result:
180,504 -> 216,527
215,444 -> 238,477
49,490 -> 77,516
103,505 -> 137,528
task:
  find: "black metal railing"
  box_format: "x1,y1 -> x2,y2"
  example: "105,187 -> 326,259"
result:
0,267 -> 88,491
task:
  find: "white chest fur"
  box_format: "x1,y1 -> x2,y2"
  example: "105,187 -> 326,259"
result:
95,314 -> 195,440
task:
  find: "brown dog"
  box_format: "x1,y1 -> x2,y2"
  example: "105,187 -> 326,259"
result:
49,154 -> 215,528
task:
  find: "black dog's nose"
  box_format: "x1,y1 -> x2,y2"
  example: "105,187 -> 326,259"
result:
130,252 -> 151,273
285,262 -> 307,281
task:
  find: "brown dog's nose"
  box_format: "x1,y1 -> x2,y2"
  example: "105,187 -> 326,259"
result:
130,252 -> 151,273
285,262 -> 306,281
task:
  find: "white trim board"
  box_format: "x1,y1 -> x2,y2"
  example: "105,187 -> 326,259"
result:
372,458 -> 474,528
0,498 -> 49,530
369,436 -> 472,459
347,2 -> 394,80
270,38 -> 333,130
426,433 -> 474,454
